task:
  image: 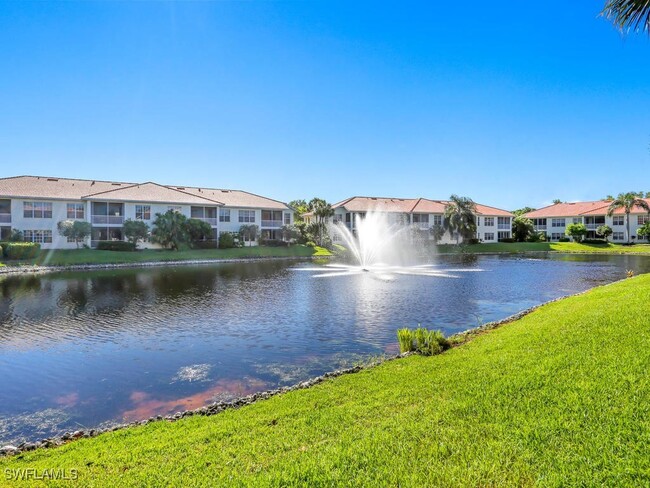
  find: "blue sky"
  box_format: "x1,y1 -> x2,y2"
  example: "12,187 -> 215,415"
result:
1,1 -> 649,210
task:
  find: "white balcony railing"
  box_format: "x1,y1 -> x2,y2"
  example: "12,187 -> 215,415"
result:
92,215 -> 124,225
498,224 -> 510,230
535,225 -> 547,230
261,220 -> 283,228
198,217 -> 218,226
0,213 -> 10,223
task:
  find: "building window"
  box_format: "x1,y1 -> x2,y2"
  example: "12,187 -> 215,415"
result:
551,233 -> 564,240
638,215 -> 650,225
613,216 -> 624,226
239,210 -> 255,223
136,205 -> 151,220
24,230 -> 53,243
613,232 -> 625,241
498,231 -> 510,240
219,208 -> 230,222
497,217 -> 510,229
484,232 -> 495,241
573,218 -> 581,224
167,206 -> 182,213
551,218 -> 565,227
533,218 -> 547,228
24,201 -> 53,219
66,203 -> 84,219
412,214 -> 429,224
484,217 -> 494,226
284,213 -> 291,225
432,215 -> 442,226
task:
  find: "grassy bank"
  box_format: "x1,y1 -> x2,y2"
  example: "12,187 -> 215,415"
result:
3,275 -> 650,486
437,241 -> 650,255
0,245 -> 329,267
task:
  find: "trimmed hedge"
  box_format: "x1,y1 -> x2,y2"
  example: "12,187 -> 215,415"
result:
582,239 -> 607,244
260,239 -> 289,247
192,240 -> 219,250
3,242 -> 41,260
95,241 -> 136,252
498,238 -> 516,243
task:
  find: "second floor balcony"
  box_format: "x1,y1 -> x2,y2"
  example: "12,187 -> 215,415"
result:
197,217 -> 218,226
0,213 -> 10,223
261,220 -> 283,228
92,215 -> 124,225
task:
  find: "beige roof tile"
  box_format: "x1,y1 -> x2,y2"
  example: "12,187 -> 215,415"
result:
83,182 -> 223,205
179,186 -> 291,210
332,196 -> 513,216
0,176 -> 290,209
0,175 -> 137,200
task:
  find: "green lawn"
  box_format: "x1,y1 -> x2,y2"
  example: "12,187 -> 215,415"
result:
0,245 -> 327,267
3,274 -> 650,486
437,241 -> 650,255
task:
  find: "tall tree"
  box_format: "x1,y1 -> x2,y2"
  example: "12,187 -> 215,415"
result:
151,210 -> 189,250
122,219 -> 149,248
57,220 -> 92,249
443,195 -> 477,245
552,199 -> 562,205
289,199 -> 309,222
607,192 -> 650,243
512,207 -> 536,217
512,215 -> 534,242
308,198 -> 334,246
602,0 -> 650,34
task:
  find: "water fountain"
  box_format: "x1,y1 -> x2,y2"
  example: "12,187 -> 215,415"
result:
296,211 -> 484,279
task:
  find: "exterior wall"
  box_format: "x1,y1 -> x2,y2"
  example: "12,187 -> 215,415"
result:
3,197 -> 294,249
10,198 -> 87,249
531,214 -> 649,242
326,208 -> 511,244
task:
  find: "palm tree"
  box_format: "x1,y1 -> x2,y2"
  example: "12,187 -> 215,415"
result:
443,195 -> 477,245
602,0 -> 650,34
607,192 -> 650,243
309,198 -> 334,246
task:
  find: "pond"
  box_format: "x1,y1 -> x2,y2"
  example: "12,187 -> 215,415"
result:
1,253 -> 649,444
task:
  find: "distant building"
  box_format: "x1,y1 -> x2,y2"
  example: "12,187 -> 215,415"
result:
524,200 -> 650,242
0,175 -> 294,248
304,196 -> 513,244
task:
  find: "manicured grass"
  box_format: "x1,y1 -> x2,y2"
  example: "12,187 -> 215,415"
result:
437,241 -> 650,255
0,245 -> 327,267
3,274 -> 650,486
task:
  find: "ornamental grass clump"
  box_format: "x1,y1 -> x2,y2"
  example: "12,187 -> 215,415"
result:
397,327 -> 450,356
397,328 -> 415,353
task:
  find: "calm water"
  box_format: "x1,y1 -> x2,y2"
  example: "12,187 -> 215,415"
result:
1,253 -> 649,444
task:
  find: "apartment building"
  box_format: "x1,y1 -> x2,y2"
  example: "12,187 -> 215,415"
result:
304,196 -> 513,244
0,176 -> 294,249
524,200 -> 650,242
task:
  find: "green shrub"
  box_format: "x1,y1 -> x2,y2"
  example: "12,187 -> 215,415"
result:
467,238 -> 480,245
398,327 -> 449,356
498,238 -> 516,243
95,241 -> 135,252
0,245 -> 3,258
192,240 -> 219,250
5,242 -> 40,260
558,237 -> 570,242
582,239 -> 607,245
305,241 -> 317,248
397,329 -> 414,353
260,239 -> 289,247
219,233 -> 235,249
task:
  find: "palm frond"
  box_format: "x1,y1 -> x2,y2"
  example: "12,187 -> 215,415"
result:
602,0 -> 650,34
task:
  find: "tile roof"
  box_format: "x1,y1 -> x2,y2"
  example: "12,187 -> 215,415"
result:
178,187 -> 290,210
0,175 -> 138,200
0,176 -> 290,209
524,199 -> 650,218
82,182 -> 224,205
332,196 -> 513,216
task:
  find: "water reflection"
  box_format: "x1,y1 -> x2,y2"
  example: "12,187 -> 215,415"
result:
0,254 -> 649,444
